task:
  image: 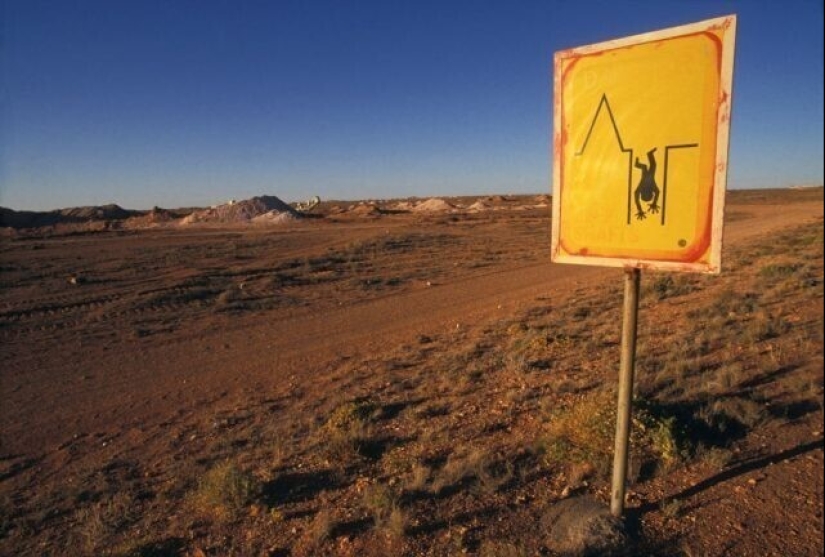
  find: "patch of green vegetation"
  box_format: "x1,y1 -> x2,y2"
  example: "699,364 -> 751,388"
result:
539,390 -> 689,478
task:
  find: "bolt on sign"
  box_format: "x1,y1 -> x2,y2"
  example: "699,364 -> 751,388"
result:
551,15 -> 736,273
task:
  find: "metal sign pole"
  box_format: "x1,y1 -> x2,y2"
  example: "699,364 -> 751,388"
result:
610,267 -> 641,517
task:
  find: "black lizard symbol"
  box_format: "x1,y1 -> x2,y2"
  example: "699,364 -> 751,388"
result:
634,148 -> 660,220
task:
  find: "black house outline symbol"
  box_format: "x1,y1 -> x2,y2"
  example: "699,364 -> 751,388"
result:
573,94 -> 698,225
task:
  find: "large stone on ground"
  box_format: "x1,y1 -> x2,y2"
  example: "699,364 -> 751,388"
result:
542,496 -> 629,557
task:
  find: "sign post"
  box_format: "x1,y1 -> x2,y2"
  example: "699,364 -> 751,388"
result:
611,267 -> 640,516
551,15 -> 737,518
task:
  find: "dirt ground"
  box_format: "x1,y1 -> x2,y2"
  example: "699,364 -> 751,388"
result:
1,189 -> 822,556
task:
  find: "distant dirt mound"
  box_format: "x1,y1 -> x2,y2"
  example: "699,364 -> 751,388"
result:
182,196 -> 299,225
59,204 -> 132,221
467,200 -> 490,212
1,204 -> 136,229
413,198 -> 455,213
347,203 -> 382,217
0,207 -> 36,229
485,195 -> 509,203
123,207 -> 180,229
146,207 -> 178,223
392,201 -> 416,212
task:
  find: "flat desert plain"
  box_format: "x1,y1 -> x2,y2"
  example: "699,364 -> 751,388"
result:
1,189 -> 822,556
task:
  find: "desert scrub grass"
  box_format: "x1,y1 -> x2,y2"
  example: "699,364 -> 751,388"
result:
644,273 -> 700,301
695,396 -> 767,442
539,390 -> 688,478
404,462 -> 431,492
698,445 -> 733,471
362,482 -> 406,537
709,397 -> 767,429
660,498 -> 683,519
477,458 -> 515,495
479,540 -> 529,557
430,447 -> 493,494
309,508 -> 334,546
758,262 -> 802,280
705,362 -> 745,393
192,461 -> 259,521
539,391 -> 616,476
506,326 -> 552,369
634,402 -> 685,472
319,396 -> 378,462
73,491 -> 137,555
381,444 -> 418,477
745,311 -> 791,343
758,261 -> 819,298
687,289 -> 759,324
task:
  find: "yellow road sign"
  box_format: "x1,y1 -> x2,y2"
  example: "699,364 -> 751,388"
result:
551,15 -> 736,273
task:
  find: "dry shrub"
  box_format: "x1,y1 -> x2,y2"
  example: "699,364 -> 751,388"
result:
431,448 -> 486,494
309,508 -> 334,546
479,540 -> 529,557
405,463 -> 431,491
429,447 -> 513,496
567,461 -> 597,486
698,446 -> 733,470
700,396 -> 767,431
477,458 -> 514,495
362,482 -> 405,537
540,390 -> 687,478
745,311 -> 790,343
707,362 -> 745,393
319,397 -> 378,461
192,461 -> 259,521
688,290 -> 758,323
73,491 -> 137,554
758,262 -> 802,280
506,327 -> 552,373
540,391 -> 616,475
644,273 -> 698,301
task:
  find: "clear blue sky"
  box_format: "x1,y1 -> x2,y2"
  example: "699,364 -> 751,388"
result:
2,0 -> 823,211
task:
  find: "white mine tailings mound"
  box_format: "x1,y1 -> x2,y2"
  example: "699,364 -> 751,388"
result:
467,200 -> 491,212
413,198 -> 455,213
392,201 -> 416,211
182,196 -> 299,225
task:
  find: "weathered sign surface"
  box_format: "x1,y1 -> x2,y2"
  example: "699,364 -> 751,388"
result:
552,15 -> 737,273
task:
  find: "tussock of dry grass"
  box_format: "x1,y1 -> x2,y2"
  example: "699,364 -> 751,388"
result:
191,461 -> 259,521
